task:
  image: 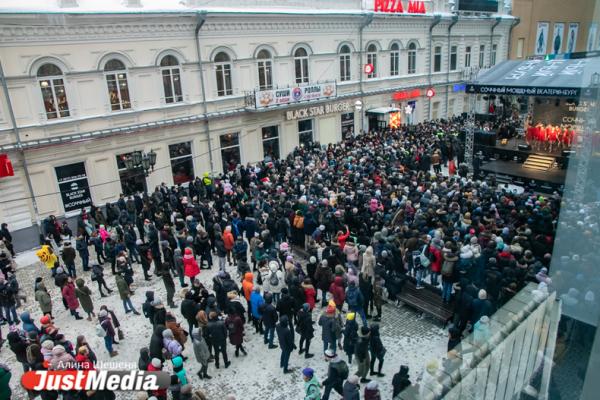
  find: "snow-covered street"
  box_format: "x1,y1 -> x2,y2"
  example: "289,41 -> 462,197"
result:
3,249 -> 447,399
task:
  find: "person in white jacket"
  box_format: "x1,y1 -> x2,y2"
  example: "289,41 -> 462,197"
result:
264,260 -> 285,304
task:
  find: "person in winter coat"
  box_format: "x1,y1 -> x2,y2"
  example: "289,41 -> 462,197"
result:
207,312 -> 230,369
75,234 -> 90,272
314,260 -> 333,308
62,241 -> 77,278
302,367 -> 321,400
343,375 -> 361,400
363,380 -> 381,400
222,226 -> 235,266
191,327 -> 211,379
355,326 -> 371,383
441,248 -> 459,303
343,312 -> 359,364
173,249 -> 187,287
147,358 -> 168,400
183,248 -> 200,286
302,278 -> 317,310
297,303 -> 315,359
99,309 -> 118,357
181,291 -> 200,335
328,276 -> 345,311
419,360 -> 443,399
372,276 -> 384,322
19,311 -> 39,336
163,328 -> 184,358
265,261 -> 285,303
322,350 -> 347,400
143,291 -> 156,327
172,355 -> 188,388
249,286 -> 264,333
319,304 -> 338,353
392,365 -> 412,397
162,267 -> 177,308
428,239 -> 443,287
471,289 -> 493,324
0,274 -> 19,325
7,331 -> 29,371
346,281 -> 366,326
241,272 -> 254,321
225,312 -> 246,357
149,324 -> 166,362
75,346 -> 95,370
262,293 -> 279,348
75,278 -> 95,320
35,282 -> 53,317
0,364 -> 12,400
138,347 -> 151,371
276,314 -> 294,373
49,344 -> 76,371
62,277 -> 83,320
165,313 -> 188,348
368,324 -> 386,377
115,273 -> 139,314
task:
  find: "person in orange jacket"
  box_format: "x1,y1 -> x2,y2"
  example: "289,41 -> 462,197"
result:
222,226 -> 235,266
241,272 -> 254,323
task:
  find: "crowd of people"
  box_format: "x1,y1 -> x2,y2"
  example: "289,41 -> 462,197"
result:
0,118 -> 559,400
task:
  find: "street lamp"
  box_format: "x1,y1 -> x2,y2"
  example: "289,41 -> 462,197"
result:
124,149 -> 157,177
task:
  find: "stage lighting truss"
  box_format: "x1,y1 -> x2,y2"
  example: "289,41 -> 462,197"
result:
464,95 -> 477,174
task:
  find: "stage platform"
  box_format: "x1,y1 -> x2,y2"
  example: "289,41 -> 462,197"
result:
480,160 -> 566,192
490,137 -> 569,157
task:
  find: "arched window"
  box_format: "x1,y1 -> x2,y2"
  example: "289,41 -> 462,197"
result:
390,43 -> 400,76
339,45 -> 351,82
37,63 -> 70,119
294,47 -> 309,84
160,55 -> 183,103
104,59 -> 131,111
367,44 -> 378,78
257,49 -> 273,90
408,42 -> 417,74
214,52 -> 232,97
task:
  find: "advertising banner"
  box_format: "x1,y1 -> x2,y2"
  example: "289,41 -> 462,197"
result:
566,23 -> 579,53
55,162 -> 92,213
552,23 -> 564,54
255,82 -> 336,109
535,22 -> 550,55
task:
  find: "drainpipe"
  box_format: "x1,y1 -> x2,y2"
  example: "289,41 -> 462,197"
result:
490,16 -> 502,65
358,13 -> 373,134
445,15 -> 459,119
0,60 -> 41,233
428,14 -> 442,119
507,17 -> 521,59
194,12 -> 215,175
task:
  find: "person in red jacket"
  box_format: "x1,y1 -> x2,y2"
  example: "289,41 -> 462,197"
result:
336,226 -> 350,251
61,277 -> 83,320
329,276 -> 346,311
75,346 -> 95,370
222,226 -> 235,266
428,239 -> 443,287
301,278 -> 316,310
148,358 -> 167,400
183,247 -> 200,286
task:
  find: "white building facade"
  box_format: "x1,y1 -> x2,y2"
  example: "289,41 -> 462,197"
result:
0,0 -> 515,232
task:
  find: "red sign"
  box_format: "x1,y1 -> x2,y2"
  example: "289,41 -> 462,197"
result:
0,154 -> 14,178
374,0 -> 426,14
364,63 -> 374,74
426,88 -> 436,98
392,89 -> 421,101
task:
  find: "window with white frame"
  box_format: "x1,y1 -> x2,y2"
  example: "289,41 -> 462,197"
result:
104,59 -> 131,111
408,42 -> 417,74
433,46 -> 442,72
214,52 -> 233,97
160,55 -> 183,104
491,44 -> 497,66
37,63 -> 70,119
257,49 -> 273,90
390,43 -> 400,76
479,44 -> 485,67
450,45 -> 458,71
339,45 -> 351,82
298,119 -> 314,147
366,44 -> 378,78
465,46 -> 472,68
169,142 -> 194,185
294,47 -> 309,84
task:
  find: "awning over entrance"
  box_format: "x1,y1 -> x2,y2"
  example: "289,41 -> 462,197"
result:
466,57 -> 600,98
366,106 -> 401,114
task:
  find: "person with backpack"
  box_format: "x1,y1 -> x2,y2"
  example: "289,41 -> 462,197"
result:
322,350 -> 348,400
98,309 -> 118,357
302,367 -> 321,400
345,281 -> 367,327
441,244 -> 459,303
265,261 -> 284,304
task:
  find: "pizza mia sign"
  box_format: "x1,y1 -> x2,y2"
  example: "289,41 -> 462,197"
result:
374,0 -> 427,14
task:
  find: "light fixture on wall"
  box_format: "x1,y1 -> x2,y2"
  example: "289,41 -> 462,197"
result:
124,150 -> 157,177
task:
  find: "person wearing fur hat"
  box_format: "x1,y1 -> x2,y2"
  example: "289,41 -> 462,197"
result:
322,350 -> 348,400
471,289 -> 493,326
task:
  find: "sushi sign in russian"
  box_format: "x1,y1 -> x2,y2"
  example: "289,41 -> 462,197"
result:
255,82 -> 336,109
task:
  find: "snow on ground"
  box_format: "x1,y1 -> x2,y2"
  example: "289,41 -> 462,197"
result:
3,247 -> 447,399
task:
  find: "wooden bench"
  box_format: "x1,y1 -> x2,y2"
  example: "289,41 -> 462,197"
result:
397,278 -> 454,326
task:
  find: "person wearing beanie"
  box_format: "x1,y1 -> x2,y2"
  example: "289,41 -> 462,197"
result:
322,350 -> 348,400
302,367 -> 321,399
343,374 -> 360,400
392,365 -> 412,397
306,256 -> 318,284
297,303 -> 315,359
319,304 -> 338,354
147,358 -> 167,400
355,326 -> 371,383
473,315 -> 491,347
471,289 -> 493,325
343,312 -> 359,364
